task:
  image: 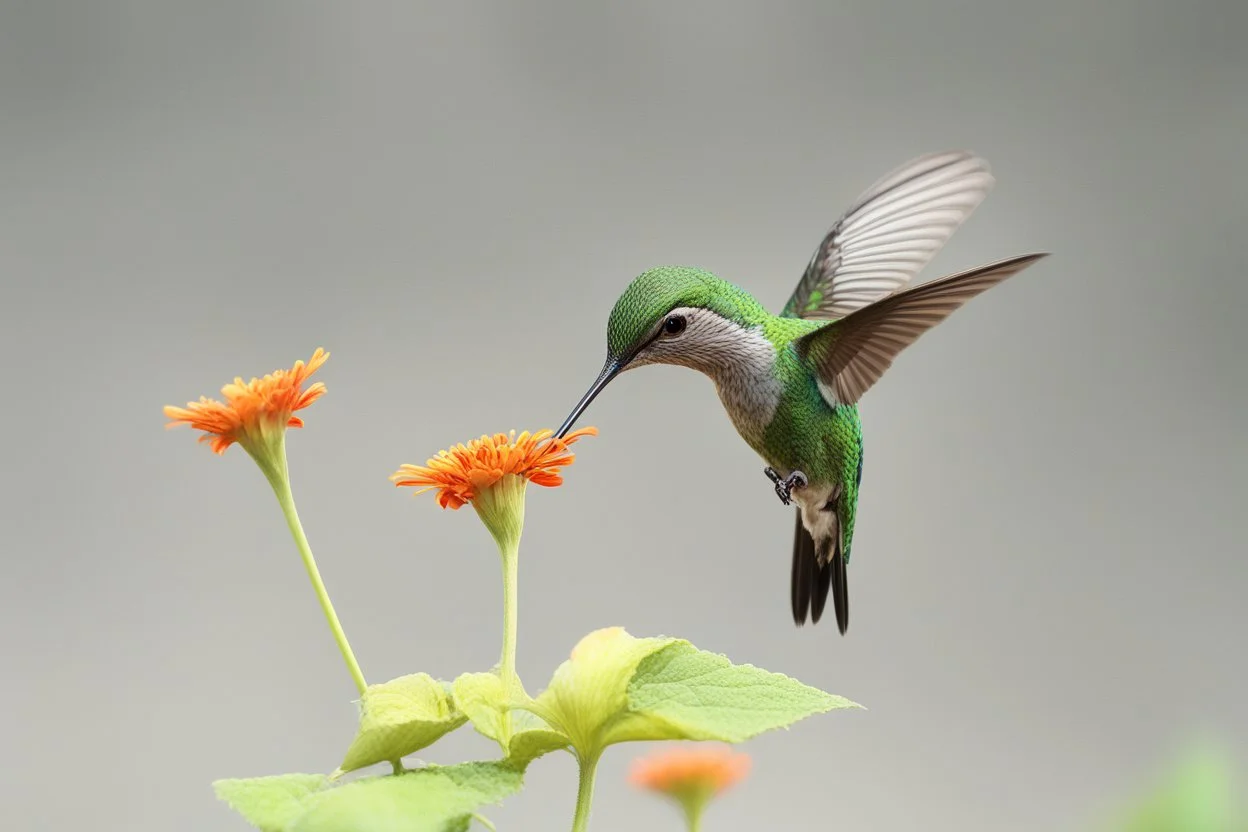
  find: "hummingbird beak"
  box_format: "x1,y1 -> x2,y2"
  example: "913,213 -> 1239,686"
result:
555,358 -> 622,439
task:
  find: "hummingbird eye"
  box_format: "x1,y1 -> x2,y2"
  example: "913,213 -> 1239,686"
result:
663,315 -> 687,336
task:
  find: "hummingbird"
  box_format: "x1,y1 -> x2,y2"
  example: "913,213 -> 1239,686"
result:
554,151 -> 1047,634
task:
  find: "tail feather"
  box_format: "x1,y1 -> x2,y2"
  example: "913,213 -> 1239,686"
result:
830,546 -> 849,635
790,509 -> 816,625
810,550 -> 833,624
789,508 -> 850,634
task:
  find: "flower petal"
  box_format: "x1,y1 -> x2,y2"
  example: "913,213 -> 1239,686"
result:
391,426 -> 596,510
164,349 -> 329,456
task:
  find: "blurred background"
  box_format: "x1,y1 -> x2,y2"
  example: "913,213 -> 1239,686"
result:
0,1 -> 1244,830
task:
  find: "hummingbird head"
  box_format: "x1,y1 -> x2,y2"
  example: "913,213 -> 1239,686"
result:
555,266 -> 768,438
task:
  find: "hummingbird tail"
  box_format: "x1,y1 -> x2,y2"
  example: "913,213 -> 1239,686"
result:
790,509 -> 820,626
830,546 -> 849,635
790,509 -> 850,634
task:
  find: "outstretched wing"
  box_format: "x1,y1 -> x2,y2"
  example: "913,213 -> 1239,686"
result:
781,151 -> 996,320
794,253 -> 1048,405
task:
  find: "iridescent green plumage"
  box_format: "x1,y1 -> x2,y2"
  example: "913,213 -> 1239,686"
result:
606,266 -> 772,356
555,151 -> 1048,635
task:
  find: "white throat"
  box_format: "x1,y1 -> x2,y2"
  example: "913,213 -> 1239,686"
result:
710,326 -> 783,444
637,308 -> 782,444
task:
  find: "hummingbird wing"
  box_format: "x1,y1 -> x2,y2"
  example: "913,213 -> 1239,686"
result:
781,151 -> 995,320
795,253 -> 1048,405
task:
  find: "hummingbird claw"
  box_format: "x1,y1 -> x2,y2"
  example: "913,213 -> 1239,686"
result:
775,483 -> 792,505
764,467 -> 807,506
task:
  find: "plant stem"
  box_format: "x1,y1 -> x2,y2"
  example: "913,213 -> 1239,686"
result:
498,537 -> 520,738
682,799 -> 707,832
571,750 -> 601,832
262,450 -> 367,696
473,474 -> 527,743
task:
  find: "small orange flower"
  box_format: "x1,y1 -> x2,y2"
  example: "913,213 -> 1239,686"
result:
163,348 -> 328,455
629,745 -> 751,800
391,427 -> 597,510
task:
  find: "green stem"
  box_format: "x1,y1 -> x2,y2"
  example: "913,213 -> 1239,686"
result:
571,750 -> 601,832
682,798 -> 707,832
473,474 -> 527,744
498,538 -> 520,739
261,447 -> 367,696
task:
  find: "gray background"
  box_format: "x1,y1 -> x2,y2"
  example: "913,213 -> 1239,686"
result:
1,2 -> 1244,830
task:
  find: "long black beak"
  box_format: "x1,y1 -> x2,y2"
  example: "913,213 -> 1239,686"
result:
555,358 -> 622,439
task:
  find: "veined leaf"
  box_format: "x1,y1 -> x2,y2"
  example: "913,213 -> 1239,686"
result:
453,672 -> 569,766
338,674 -> 467,774
522,627 -> 859,759
213,774 -> 328,831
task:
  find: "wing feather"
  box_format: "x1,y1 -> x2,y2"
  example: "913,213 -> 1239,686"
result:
781,151 -> 996,320
796,254 -> 1048,404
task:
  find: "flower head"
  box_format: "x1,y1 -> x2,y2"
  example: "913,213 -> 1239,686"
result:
390,427 -> 597,511
631,745 -> 751,828
163,348 -> 329,457
629,745 -> 751,800
163,347 -> 368,694
392,426 -> 596,556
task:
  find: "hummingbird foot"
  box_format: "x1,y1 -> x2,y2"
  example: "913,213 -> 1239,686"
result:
764,467 -> 808,506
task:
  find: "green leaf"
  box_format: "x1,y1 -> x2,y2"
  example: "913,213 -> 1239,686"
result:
505,711 -> 571,765
290,762 -> 523,832
453,672 -> 569,766
522,627 -> 674,756
338,674 -> 468,775
1118,747 -> 1243,832
521,627 -> 858,759
620,641 -> 860,742
451,673 -> 508,740
213,773 -> 329,832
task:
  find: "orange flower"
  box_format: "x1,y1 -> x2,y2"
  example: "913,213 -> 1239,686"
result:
394,427 -> 599,705
163,348 -> 328,455
629,745 -> 751,800
391,427 -> 597,510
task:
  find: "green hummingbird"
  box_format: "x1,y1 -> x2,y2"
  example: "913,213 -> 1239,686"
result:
554,151 -> 1047,634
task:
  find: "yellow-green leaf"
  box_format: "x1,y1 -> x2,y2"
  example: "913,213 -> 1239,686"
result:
291,763 -> 522,832
523,627 -> 675,757
338,674 -> 467,774
520,628 -> 859,759
212,774 -> 328,832
1117,747 -> 1242,832
451,673 -> 509,742
453,672 -> 569,766
505,711 -> 571,766
618,641 -> 860,743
